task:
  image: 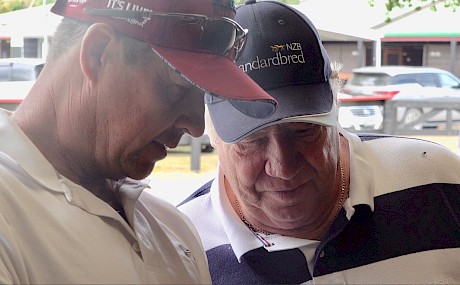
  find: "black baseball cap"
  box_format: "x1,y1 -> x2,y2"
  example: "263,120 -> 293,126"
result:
207,0 -> 336,143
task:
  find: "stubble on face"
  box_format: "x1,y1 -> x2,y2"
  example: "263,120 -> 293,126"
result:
108,52 -> 204,181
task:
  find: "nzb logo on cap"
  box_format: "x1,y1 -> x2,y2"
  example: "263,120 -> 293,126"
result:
239,42 -> 305,73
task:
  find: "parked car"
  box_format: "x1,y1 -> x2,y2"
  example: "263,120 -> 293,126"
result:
340,66 -> 460,130
0,57 -> 44,111
338,91 -> 384,130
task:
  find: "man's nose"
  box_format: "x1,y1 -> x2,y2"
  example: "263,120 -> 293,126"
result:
264,137 -> 301,180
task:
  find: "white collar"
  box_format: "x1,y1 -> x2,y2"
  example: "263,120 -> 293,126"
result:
339,128 -> 375,212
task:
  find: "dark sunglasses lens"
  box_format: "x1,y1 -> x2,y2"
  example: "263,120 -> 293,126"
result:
150,16 -> 238,58
86,10 -> 241,59
200,19 -> 237,56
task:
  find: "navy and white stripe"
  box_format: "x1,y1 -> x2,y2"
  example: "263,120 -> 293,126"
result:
179,132 -> 460,284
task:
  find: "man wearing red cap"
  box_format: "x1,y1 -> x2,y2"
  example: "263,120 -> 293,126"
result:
0,0 -> 277,284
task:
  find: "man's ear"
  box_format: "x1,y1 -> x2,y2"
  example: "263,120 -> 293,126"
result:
80,23 -> 118,82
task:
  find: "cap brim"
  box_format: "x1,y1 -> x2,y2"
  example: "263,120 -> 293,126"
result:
150,44 -> 277,118
208,82 -> 336,143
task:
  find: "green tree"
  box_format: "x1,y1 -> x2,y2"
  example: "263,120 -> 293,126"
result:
0,0 -> 26,13
369,0 -> 459,12
0,0 -> 56,14
368,0 -> 459,22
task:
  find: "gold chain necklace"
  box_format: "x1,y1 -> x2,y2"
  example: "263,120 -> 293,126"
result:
333,159 -> 346,220
234,159 -> 346,235
234,196 -> 272,235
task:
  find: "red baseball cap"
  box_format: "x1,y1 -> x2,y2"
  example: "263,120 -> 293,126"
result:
50,0 -> 277,118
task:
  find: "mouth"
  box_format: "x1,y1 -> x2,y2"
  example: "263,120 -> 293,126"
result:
261,181 -> 307,193
163,140 -> 179,149
149,134 -> 184,159
156,132 -> 184,150
261,183 -> 309,203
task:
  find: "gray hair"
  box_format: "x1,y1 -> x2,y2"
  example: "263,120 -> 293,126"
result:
47,18 -> 89,62
47,18 -> 155,66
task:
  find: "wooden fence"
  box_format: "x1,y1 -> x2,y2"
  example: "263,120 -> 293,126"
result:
340,97 -> 460,136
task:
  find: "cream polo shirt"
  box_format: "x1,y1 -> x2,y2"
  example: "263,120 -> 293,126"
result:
0,109 -> 211,284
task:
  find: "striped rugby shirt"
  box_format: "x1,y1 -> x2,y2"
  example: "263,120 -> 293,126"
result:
179,131 -> 460,284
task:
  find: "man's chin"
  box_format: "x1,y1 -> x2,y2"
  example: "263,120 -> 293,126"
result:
125,162 -> 156,181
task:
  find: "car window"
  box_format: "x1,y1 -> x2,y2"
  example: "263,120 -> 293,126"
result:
438,73 -> 460,88
390,74 -> 418,85
0,62 -> 43,82
0,64 -> 13,82
416,73 -> 438,87
348,73 -> 391,86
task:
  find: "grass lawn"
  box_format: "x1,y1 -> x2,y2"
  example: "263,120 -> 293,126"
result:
153,145 -> 218,173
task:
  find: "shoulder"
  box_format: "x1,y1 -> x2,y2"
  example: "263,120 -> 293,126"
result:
177,180 -> 229,251
356,133 -> 459,165
350,133 -> 460,195
177,179 -> 214,207
177,179 -> 214,224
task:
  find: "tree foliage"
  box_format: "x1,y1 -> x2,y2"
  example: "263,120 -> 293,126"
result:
0,0 -> 56,14
0,0 -> 26,13
369,0 -> 460,11
368,0 -> 460,22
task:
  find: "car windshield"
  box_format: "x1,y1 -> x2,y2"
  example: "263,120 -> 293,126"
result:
439,73 -> 460,88
348,73 -> 391,86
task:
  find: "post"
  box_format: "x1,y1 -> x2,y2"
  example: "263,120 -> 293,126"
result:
450,37 -> 457,76
374,39 -> 382,67
190,137 -> 201,171
382,100 -> 396,134
357,39 -> 364,67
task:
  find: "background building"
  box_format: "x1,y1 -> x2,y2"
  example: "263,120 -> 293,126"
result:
293,0 -> 460,77
0,1 -> 458,77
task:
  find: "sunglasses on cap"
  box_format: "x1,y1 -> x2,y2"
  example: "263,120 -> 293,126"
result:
86,8 -> 248,62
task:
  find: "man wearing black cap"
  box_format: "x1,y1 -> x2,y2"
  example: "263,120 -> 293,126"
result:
0,0 -> 278,284
179,1 -> 460,284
